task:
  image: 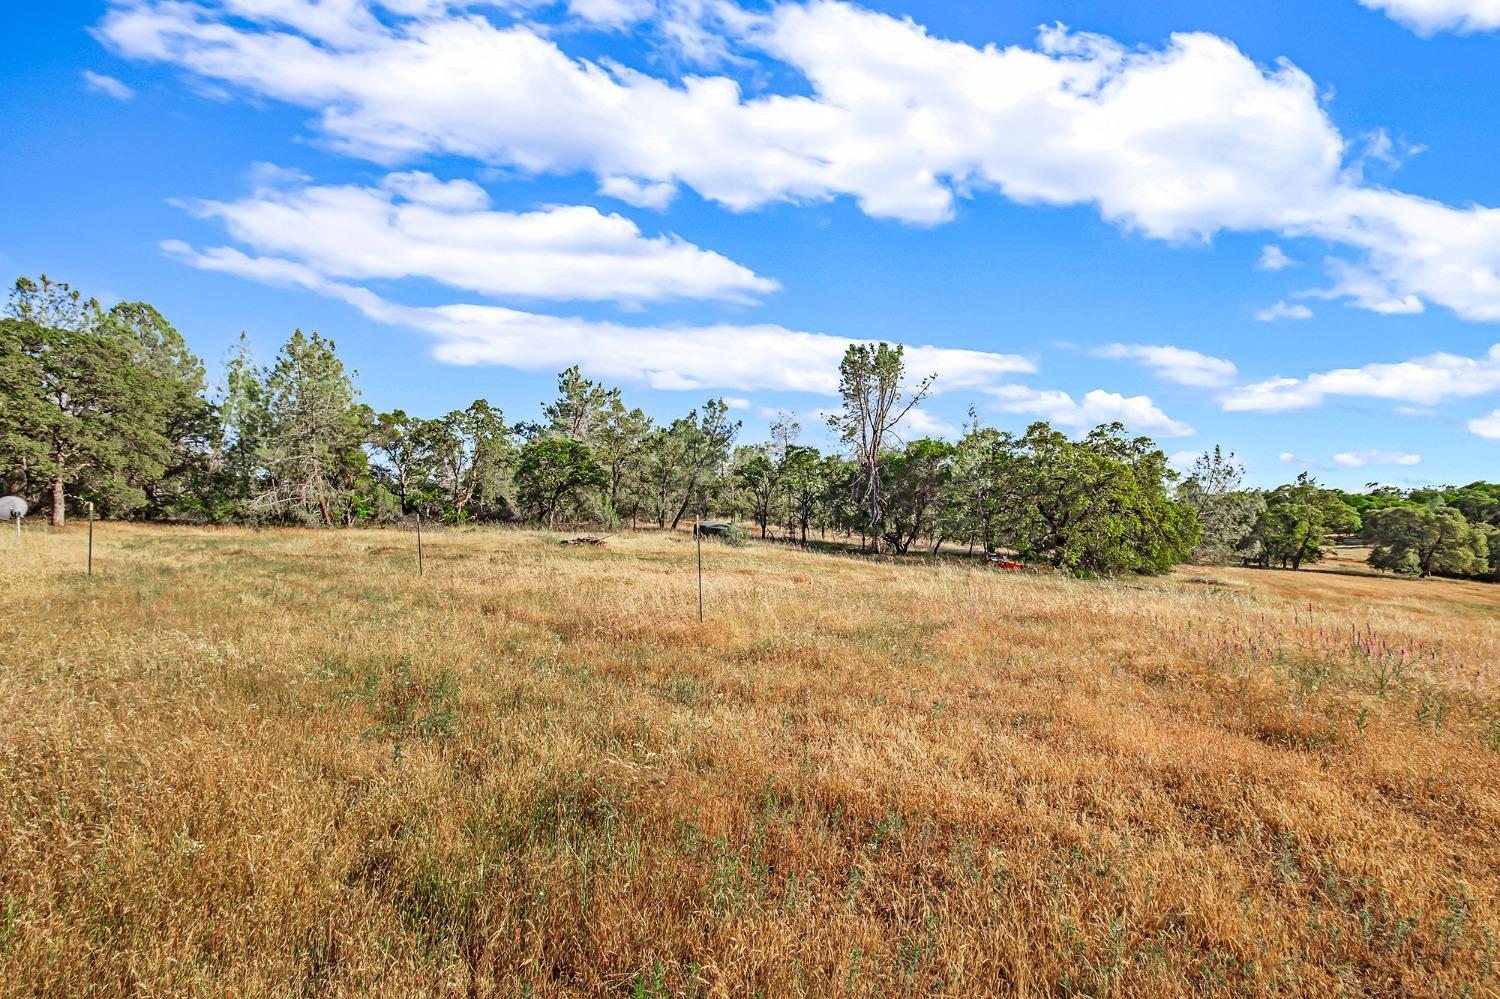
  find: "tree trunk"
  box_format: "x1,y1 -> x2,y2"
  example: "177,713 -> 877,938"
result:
669,476 -> 699,531
315,474 -> 333,528
50,477 -> 65,528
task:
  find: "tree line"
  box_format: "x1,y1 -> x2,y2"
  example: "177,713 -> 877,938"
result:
2,275 -> 1495,580
1176,450 -> 1499,580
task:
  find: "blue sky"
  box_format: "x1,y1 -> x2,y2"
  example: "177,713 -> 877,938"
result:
6,0 -> 1500,487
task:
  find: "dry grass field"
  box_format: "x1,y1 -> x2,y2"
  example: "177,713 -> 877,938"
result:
1,524 -> 1498,997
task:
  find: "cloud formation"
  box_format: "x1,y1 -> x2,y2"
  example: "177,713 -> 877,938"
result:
1332,448 -> 1421,467
984,385 -> 1194,438
1257,244 -> 1295,271
1222,343 -> 1500,411
1093,343 -> 1237,388
1360,0 -> 1500,35
165,241 -> 1035,393
1469,409 -> 1500,439
94,0 -> 1500,323
176,169 -> 778,303
1255,300 -> 1314,322
83,70 -> 135,99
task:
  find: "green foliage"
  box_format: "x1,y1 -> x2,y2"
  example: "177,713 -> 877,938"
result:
0,274 -> 193,526
515,437 -> 609,528
732,448 -> 778,538
1176,447 -> 1264,565
992,422 -> 1199,575
257,329 -> 370,526
881,438 -> 954,554
949,417 -> 1009,554
1363,504 -> 1490,578
781,443 -> 824,543
1244,474 -> 1361,570
638,399 -> 739,530
828,342 -> 935,551
5,270 -> 1498,584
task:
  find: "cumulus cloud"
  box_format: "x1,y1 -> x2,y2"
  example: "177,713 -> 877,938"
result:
1257,244 -> 1294,271
83,70 -> 135,99
1470,409 -> 1500,439
1093,343 -> 1237,388
1255,300 -> 1314,321
1360,0 -> 1500,35
1332,449 -> 1421,467
174,169 -> 777,303
892,406 -> 958,438
164,241 -> 1034,393
1281,448 -> 1420,469
1222,343 -> 1500,411
984,385 -> 1194,437
93,0 -> 1500,322
1167,449 -> 1201,471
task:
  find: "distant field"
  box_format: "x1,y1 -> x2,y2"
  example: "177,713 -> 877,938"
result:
1,524 -> 1497,997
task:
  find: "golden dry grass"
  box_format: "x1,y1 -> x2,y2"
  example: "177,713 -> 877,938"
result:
1,523 -> 1497,997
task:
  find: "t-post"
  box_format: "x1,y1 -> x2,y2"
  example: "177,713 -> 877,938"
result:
87,502 -> 94,575
415,512 -> 425,577
695,518 -> 704,624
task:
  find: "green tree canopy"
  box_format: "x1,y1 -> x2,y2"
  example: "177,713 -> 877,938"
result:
1244,474 -> 1360,570
1363,504 -> 1490,578
515,436 -> 608,529
994,422 -> 1199,575
258,329 -> 368,526
828,342 -> 935,552
0,274 -> 204,526
1177,446 -> 1264,565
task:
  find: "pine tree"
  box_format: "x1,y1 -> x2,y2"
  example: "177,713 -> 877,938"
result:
258,330 -> 367,526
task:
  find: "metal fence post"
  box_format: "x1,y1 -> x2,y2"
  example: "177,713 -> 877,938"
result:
415,512 -> 424,577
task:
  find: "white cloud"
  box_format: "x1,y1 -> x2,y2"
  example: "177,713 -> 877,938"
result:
82,70 -> 135,99
96,0 -> 1500,324
723,396 -> 750,410
985,385 -> 1194,438
1167,450 -> 1202,472
165,242 -> 1035,393
1093,343 -> 1237,388
1313,257 -> 1425,315
566,0 -> 654,28
597,176 -> 678,210
177,170 -> 777,303
1332,449 -> 1421,467
1255,300 -> 1314,321
1257,244 -> 1294,271
1360,0 -> 1500,35
1280,448 -> 1420,469
1469,409 -> 1500,439
1222,343 -> 1500,411
893,407 -> 957,438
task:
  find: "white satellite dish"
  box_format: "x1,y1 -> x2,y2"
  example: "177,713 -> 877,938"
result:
1,496 -> 25,545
